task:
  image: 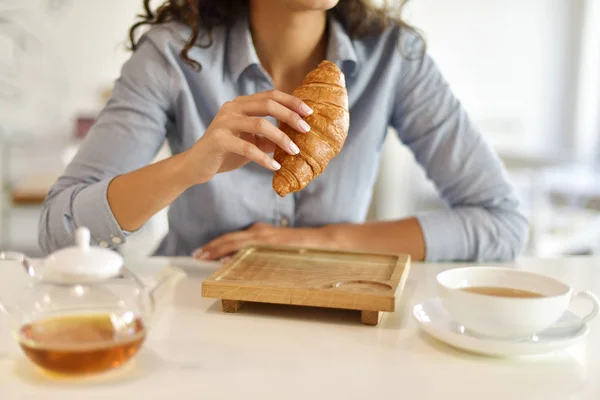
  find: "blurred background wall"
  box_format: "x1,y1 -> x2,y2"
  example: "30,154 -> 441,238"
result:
1,0 -> 599,259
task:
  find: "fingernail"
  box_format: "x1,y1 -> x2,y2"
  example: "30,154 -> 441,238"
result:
194,250 -> 210,260
289,141 -> 300,154
298,120 -> 310,133
300,103 -> 313,115
271,160 -> 281,170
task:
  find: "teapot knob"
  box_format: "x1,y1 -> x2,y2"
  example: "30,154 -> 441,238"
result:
75,227 -> 91,251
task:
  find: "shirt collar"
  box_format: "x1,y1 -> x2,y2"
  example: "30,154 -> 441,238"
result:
227,14 -> 360,83
326,16 -> 360,77
227,15 -> 261,82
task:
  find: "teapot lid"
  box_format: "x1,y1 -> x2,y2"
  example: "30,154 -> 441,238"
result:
42,227 -> 124,283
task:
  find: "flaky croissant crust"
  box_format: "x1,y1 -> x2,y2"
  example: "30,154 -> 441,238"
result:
272,60 -> 350,197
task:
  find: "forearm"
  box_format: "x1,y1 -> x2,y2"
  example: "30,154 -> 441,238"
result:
322,218 -> 426,261
107,151 -> 196,232
320,205 -> 529,263
416,206 -> 529,262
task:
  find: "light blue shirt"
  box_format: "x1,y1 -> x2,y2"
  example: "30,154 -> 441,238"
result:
39,15 -> 529,262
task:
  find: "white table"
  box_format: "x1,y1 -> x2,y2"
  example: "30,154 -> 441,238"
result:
1,257 -> 600,399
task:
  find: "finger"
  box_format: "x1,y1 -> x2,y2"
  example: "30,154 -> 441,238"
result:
193,231 -> 249,261
206,240 -> 250,260
202,236 -> 256,261
239,132 -> 276,154
236,97 -> 311,135
193,249 -> 236,261
237,90 -> 313,117
221,135 -> 281,171
192,248 -> 210,260
208,224 -> 275,257
228,116 -> 299,156
256,136 -> 276,154
204,230 -> 252,251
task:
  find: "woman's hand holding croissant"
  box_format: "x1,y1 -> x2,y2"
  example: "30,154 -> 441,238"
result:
182,90 -> 314,185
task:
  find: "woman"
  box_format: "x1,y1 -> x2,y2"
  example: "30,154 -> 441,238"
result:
39,0 -> 529,262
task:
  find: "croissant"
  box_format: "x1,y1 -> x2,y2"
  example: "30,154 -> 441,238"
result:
272,60 -> 349,197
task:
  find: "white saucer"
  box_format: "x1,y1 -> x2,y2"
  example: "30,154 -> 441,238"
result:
413,298 -> 590,357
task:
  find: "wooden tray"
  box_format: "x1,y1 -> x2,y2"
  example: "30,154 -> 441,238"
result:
201,245 -> 411,325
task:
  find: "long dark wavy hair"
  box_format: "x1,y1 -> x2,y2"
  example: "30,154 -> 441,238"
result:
129,0 -> 423,70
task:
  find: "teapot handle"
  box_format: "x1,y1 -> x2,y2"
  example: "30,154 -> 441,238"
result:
118,265 -> 185,324
0,252 -> 35,277
120,267 -> 158,320
149,273 -> 178,302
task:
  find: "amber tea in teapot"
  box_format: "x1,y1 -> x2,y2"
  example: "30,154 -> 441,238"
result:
0,227 -> 184,376
18,311 -> 146,375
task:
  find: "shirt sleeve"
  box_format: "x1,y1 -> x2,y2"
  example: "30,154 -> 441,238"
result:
38,37 -> 173,254
390,34 -> 529,262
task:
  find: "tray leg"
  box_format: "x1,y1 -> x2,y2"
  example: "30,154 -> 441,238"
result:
361,310 -> 382,326
222,300 -> 243,313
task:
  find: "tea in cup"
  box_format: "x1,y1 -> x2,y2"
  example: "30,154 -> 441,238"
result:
436,267 -> 599,340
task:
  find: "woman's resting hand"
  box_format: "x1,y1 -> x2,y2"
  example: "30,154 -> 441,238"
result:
192,223 -> 332,261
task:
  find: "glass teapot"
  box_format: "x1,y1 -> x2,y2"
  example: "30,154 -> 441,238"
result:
0,227 -> 164,376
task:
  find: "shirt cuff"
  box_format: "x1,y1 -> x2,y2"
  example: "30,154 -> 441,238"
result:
72,179 -> 127,247
415,210 -> 469,262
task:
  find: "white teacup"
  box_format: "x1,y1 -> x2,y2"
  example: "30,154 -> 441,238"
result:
437,267 -> 600,340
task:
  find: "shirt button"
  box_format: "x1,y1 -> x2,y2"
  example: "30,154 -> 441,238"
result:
112,237 -> 122,245
280,217 -> 290,227
99,240 -> 109,248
